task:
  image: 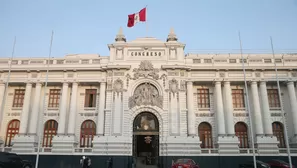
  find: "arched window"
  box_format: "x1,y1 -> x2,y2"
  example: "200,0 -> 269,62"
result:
5,119 -> 20,147
272,122 -> 285,148
198,122 -> 213,148
43,120 -> 58,147
80,120 -> 96,148
235,122 -> 249,148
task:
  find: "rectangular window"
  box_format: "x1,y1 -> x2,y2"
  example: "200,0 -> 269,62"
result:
193,59 -> 201,63
239,59 -> 247,63
274,59 -> 282,63
197,89 -> 210,108
84,89 -> 97,107
12,89 -> 25,107
232,89 -> 245,108
204,59 -> 212,63
48,89 -> 61,108
229,59 -> 237,63
267,89 -> 280,108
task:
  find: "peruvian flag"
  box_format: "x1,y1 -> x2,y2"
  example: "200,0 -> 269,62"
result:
127,8 -> 146,28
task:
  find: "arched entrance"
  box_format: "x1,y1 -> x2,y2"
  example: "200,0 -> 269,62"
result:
133,112 -> 159,168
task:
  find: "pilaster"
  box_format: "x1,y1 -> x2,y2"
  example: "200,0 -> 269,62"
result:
12,82 -> 35,153
52,82 -> 74,153
221,81 -> 239,153
286,81 -> 297,146
97,82 -> 106,135
28,82 -> 42,134
257,81 -> 279,153
250,81 -> 264,135
186,81 -> 195,136
259,81 -> 273,135
19,82 -> 33,134
0,82 -> 5,143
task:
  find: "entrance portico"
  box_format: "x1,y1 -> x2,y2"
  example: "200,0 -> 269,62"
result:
133,112 -> 159,168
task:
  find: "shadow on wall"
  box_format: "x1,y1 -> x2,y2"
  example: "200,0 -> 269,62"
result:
19,155 -> 297,168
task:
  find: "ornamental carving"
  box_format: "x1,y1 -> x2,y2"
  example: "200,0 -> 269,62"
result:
128,61 -> 160,80
169,79 -> 179,93
129,83 -> 163,109
113,79 -> 124,93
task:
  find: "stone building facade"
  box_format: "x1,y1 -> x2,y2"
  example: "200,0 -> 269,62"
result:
0,28 -> 297,167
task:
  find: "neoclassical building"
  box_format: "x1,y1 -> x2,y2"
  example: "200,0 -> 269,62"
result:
0,29 -> 297,167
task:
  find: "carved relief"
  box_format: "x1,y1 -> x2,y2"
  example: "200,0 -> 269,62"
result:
129,83 -> 163,109
255,72 -> 261,77
126,74 -> 131,88
107,71 -> 113,77
127,60 -> 160,80
114,72 -> 125,76
113,79 -> 124,93
107,79 -> 113,90
160,74 -> 167,87
169,79 -> 179,93
180,71 -> 185,77
219,72 -> 225,77
180,80 -> 186,91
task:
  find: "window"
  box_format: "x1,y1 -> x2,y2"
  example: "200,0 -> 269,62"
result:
204,59 -> 212,63
80,120 -> 96,148
5,120 -> 20,147
274,59 -> 282,63
229,59 -> 237,63
240,59 -> 247,63
232,89 -> 245,108
264,59 -> 272,63
235,122 -> 249,148
198,122 -> 213,148
48,89 -> 61,108
272,122 -> 285,148
197,89 -> 210,108
267,89 -> 280,108
43,120 -> 58,147
12,89 -> 25,107
193,59 -> 201,63
84,89 -> 97,107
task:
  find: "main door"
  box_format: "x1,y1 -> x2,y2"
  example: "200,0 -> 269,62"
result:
133,112 -> 159,168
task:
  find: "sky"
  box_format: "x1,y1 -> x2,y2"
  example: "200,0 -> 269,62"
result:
0,0 -> 297,58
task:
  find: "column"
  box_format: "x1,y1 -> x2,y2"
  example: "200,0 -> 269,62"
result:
287,81 -> 297,135
57,82 -> 69,134
250,81 -> 264,135
19,82 -> 33,134
187,81 -> 196,136
259,81 -> 273,135
28,82 -> 42,134
97,82 -> 106,135
0,83 -> 5,131
215,81 -> 225,135
223,81 -> 235,135
67,82 -> 78,135
0,83 -> 5,110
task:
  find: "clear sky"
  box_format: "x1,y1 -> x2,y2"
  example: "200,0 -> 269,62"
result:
0,0 -> 297,58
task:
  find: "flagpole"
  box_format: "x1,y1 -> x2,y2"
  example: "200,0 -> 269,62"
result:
0,37 -> 16,133
238,31 -> 257,168
145,5 -> 148,37
35,31 -> 54,168
270,36 -> 293,168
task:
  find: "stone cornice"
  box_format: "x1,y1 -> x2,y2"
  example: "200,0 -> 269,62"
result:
102,65 -> 131,70
161,65 -> 190,70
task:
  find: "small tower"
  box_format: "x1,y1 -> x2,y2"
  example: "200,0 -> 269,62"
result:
166,28 -> 178,42
115,27 -> 126,42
